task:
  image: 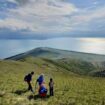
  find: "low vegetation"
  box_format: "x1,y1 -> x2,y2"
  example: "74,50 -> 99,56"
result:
1,57 -> 105,105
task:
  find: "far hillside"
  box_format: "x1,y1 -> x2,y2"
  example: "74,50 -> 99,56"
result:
5,47 -> 105,76
5,56 -> 104,76
5,47 -> 105,62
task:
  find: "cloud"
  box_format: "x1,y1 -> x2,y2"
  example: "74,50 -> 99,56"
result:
0,18 -> 36,31
66,6 -> 105,32
76,7 -> 105,22
0,0 -> 78,33
13,0 -> 77,16
7,0 -> 17,3
0,0 -> 105,39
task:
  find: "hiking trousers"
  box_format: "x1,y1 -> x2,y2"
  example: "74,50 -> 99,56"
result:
49,87 -> 54,96
27,81 -> 33,92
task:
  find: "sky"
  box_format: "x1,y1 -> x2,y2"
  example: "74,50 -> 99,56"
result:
0,0 -> 105,39
0,0 -> 105,58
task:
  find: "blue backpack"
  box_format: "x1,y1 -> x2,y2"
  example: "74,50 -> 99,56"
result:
39,85 -> 47,94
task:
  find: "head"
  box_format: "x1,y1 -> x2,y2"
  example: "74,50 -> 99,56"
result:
40,73 -> 44,77
31,71 -> 34,75
50,78 -> 53,82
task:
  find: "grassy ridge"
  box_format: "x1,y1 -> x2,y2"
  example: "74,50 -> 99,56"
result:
1,59 -> 105,105
17,56 -> 99,75
42,58 -> 97,75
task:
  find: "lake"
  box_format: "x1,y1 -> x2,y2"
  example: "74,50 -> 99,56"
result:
0,38 -> 105,59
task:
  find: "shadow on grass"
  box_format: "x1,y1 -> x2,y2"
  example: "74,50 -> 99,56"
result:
13,89 -> 28,95
28,94 -> 50,100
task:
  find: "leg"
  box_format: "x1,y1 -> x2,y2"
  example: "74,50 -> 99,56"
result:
50,88 -> 54,96
51,88 -> 53,96
28,82 -> 33,92
49,88 -> 51,96
27,82 -> 30,90
52,88 -> 54,96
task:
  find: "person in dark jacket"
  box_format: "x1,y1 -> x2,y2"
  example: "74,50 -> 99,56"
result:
24,71 -> 34,92
49,78 -> 54,96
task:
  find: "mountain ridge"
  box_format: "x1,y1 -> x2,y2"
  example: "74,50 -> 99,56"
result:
5,47 -> 105,62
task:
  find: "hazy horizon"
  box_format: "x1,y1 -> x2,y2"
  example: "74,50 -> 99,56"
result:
0,38 -> 105,59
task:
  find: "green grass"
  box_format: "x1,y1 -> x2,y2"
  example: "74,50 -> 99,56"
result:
0,59 -> 105,105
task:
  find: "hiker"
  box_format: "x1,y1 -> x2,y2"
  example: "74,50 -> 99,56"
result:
24,71 -> 34,92
36,74 -> 47,97
49,78 -> 54,96
36,74 -> 44,86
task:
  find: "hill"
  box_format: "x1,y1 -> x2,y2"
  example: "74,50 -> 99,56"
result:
4,55 -> 104,76
5,47 -> 105,62
4,47 -> 105,75
1,59 -> 105,105
1,48 -> 105,104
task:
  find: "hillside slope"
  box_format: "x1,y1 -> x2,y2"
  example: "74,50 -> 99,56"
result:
1,59 -> 105,105
9,56 -> 101,75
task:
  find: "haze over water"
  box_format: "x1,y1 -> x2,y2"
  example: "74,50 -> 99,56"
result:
0,38 -> 105,59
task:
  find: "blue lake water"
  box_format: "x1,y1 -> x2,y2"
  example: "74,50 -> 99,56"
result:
0,38 -> 105,59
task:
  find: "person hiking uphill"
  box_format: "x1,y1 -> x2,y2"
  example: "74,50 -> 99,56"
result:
36,74 -> 44,86
36,74 -> 47,97
49,78 -> 54,96
24,71 -> 34,93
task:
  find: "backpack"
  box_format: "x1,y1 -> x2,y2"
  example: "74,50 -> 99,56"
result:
39,85 -> 47,94
24,75 -> 28,81
24,74 -> 32,82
